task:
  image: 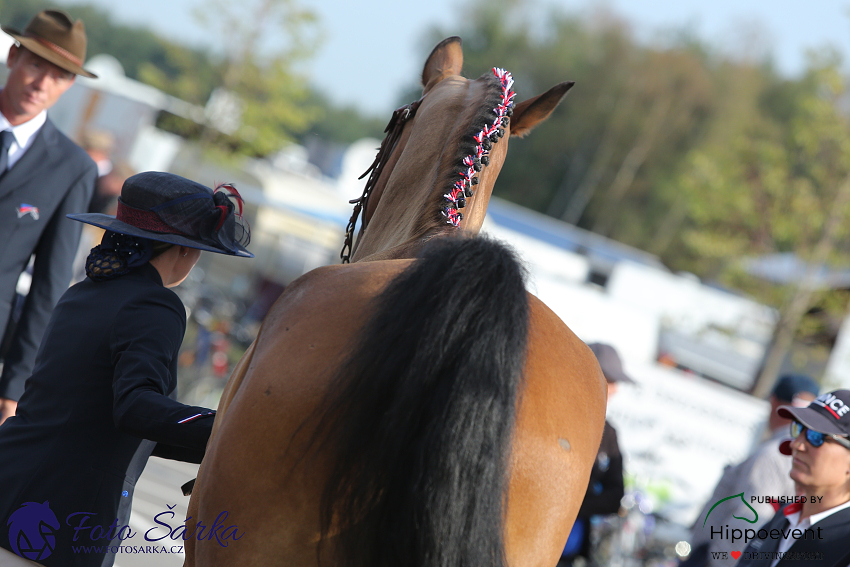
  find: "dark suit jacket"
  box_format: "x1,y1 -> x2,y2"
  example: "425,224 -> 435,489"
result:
736,504 -> 850,567
0,263 -> 215,567
0,117 -> 97,400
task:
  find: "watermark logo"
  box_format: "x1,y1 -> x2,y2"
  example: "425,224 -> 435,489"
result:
6,500 -> 244,559
7,501 -> 59,561
700,493 -> 825,561
703,492 -> 758,528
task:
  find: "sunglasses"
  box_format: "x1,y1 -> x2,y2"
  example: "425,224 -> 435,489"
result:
790,420 -> 850,451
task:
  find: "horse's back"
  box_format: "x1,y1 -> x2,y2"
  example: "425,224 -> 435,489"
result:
185,258 -> 606,567
185,259 -> 412,566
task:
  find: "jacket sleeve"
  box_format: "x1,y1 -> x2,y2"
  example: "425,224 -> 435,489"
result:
151,443 -> 206,464
0,162 -> 97,401
110,286 -> 215,459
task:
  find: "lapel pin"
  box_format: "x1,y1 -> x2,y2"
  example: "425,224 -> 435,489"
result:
17,204 -> 40,220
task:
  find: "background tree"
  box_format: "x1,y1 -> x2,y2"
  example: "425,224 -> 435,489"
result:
6,0 -> 850,389
421,0 -> 715,250
419,0 -> 850,386
669,56 -> 850,392
190,0 -> 320,157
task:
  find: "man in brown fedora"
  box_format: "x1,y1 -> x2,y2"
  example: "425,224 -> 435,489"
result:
0,10 -> 98,426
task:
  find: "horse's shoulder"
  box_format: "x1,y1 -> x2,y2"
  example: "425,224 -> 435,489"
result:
522,289 -> 607,422
297,259 -> 414,289
525,292 -> 595,359
504,292 -> 607,566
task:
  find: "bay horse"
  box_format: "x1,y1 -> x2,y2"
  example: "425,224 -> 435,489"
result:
183,37 -> 606,567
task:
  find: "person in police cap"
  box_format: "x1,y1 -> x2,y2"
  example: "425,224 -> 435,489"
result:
683,374 -> 819,567
560,342 -> 634,565
0,172 -> 252,567
736,389 -> 850,567
0,9 -> 100,424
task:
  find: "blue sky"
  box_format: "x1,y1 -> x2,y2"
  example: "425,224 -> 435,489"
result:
73,0 -> 850,116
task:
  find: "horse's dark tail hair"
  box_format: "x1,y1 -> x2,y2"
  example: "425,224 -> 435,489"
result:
315,235 -> 529,567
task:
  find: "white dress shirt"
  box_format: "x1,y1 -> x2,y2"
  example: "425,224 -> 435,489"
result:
0,109 -> 48,170
771,498 -> 850,567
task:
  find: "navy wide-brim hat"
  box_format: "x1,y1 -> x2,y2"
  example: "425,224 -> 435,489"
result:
68,171 -> 253,258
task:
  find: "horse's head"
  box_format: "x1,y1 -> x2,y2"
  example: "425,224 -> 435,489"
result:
346,36 -> 573,263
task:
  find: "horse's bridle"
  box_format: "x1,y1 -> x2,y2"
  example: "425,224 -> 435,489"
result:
340,98 -> 423,264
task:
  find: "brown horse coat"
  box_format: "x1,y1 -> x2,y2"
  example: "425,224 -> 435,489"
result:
184,37 -> 606,567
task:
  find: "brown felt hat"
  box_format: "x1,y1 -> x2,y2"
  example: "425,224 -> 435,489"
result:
2,10 -> 97,78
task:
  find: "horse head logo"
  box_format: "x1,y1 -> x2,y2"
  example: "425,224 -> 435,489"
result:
703,492 -> 759,528
7,501 -> 60,560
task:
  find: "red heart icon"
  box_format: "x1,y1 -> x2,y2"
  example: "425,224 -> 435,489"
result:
731,551 -> 742,560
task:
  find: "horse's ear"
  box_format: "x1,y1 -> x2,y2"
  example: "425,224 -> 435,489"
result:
510,81 -> 574,138
422,37 -> 463,94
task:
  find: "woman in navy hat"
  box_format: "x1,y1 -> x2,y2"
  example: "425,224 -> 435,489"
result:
0,172 -> 252,567
736,389 -> 850,567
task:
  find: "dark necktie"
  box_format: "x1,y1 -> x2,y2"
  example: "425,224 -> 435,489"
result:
0,129 -> 15,175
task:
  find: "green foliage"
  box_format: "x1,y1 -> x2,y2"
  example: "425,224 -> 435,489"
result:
0,0 -> 222,104
297,92 -> 386,146
675,62 -> 850,269
0,0 -> 48,31
425,0 -> 716,243
418,0 -> 850,369
191,0 -> 321,157
134,42 -> 221,106
0,0 -> 340,156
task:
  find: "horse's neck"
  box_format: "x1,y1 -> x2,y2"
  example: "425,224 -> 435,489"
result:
350,137 -> 456,261
351,150 -> 501,262
349,79 -> 504,262
351,186 -> 448,261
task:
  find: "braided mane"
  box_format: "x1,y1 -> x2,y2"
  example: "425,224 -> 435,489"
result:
440,68 -> 515,226
343,67 -> 517,262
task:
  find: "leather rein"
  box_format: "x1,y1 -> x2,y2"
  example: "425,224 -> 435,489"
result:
340,98 -> 423,263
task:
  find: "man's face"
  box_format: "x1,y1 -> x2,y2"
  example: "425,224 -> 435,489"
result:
1,45 -> 75,125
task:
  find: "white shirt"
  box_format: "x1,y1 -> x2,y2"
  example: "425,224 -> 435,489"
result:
0,109 -> 48,170
771,498 -> 850,567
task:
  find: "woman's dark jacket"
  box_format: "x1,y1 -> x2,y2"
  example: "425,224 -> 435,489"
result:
0,263 -> 214,566
736,504 -> 850,567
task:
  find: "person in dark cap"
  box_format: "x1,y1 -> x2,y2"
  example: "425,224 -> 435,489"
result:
561,342 -> 634,565
0,172 -> 252,566
736,390 -> 850,567
0,9 -> 100,424
682,374 -> 819,567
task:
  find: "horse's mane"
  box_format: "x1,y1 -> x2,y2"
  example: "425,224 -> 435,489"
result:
417,72 -> 508,236
344,71 -> 511,261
